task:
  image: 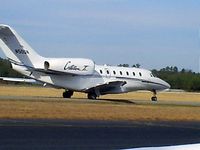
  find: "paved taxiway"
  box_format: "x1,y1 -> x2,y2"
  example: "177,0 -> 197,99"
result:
0,119 -> 200,150
1,95 -> 200,107
0,95 -> 200,149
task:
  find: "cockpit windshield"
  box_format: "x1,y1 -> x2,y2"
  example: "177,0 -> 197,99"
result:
150,72 -> 157,77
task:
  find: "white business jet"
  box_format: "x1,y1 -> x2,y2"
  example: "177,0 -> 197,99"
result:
0,24 -> 170,101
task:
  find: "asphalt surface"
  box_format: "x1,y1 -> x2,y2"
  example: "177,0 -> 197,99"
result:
0,119 -> 200,150
1,95 -> 200,107
0,95 -> 200,149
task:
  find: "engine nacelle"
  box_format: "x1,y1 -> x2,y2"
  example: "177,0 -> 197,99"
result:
44,58 -> 95,75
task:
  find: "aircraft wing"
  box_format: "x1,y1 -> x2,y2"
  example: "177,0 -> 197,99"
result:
32,68 -> 68,75
0,77 -> 63,88
0,77 -> 38,83
85,81 -> 127,94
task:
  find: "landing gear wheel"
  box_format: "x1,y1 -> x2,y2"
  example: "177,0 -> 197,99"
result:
88,93 -> 97,100
151,96 -> 157,101
63,90 -> 74,98
151,90 -> 157,101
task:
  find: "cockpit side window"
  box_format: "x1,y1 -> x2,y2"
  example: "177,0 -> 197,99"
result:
150,72 -> 156,77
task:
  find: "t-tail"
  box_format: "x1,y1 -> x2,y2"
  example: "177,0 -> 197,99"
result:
0,24 -> 44,68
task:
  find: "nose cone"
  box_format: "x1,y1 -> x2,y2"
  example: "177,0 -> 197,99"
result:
152,77 -> 171,91
164,80 -> 171,89
160,79 -> 171,90
150,77 -> 171,91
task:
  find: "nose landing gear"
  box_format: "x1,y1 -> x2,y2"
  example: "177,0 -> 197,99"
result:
151,90 -> 157,101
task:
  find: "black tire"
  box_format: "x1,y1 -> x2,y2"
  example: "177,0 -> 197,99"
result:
151,96 -> 157,101
88,93 -> 97,100
63,90 -> 73,98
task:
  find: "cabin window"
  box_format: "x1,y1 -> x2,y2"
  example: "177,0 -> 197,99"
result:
126,71 -> 129,76
139,72 -> 142,76
120,71 -> 122,75
113,71 -> 116,75
133,72 -> 135,76
100,70 -> 103,74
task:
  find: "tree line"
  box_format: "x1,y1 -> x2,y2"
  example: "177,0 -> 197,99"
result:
0,58 -> 200,91
0,58 -> 22,78
119,64 -> 200,91
152,66 -> 200,92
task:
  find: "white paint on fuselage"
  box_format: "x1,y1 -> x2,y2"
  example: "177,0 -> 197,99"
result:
94,65 -> 170,93
12,63 -> 170,94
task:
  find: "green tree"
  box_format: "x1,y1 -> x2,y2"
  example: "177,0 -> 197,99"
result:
118,64 -> 129,67
132,63 -> 141,68
0,57 -> 22,77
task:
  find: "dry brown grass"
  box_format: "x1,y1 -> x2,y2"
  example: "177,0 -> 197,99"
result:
0,85 -> 63,97
1,85 -> 200,101
0,85 -> 200,122
101,91 -> 200,102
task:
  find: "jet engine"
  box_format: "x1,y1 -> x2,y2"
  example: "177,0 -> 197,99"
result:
43,58 -> 95,75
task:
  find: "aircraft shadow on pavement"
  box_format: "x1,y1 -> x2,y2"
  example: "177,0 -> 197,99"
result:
98,98 -> 135,104
26,96 -> 136,105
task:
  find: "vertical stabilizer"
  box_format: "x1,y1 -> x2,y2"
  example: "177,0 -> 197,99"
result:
0,24 -> 43,67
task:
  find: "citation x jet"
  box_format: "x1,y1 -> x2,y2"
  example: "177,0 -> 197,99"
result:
0,24 -> 170,101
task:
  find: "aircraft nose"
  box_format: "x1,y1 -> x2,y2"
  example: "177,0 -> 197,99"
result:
162,80 -> 171,89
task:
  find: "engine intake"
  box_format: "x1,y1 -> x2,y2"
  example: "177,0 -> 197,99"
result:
44,61 -> 50,70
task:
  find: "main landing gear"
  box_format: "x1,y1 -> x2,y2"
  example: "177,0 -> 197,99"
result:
87,93 -> 97,100
63,90 -> 74,98
151,90 -> 157,101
